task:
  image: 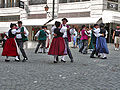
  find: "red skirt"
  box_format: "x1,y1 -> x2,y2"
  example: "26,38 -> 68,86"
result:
48,37 -> 66,56
2,38 -> 18,56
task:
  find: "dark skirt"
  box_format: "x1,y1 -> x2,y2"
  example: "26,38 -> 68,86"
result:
48,37 -> 66,56
96,37 -> 109,54
2,38 -> 18,56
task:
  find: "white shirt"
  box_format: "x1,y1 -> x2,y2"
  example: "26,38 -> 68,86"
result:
51,26 -> 56,35
35,29 -> 48,37
16,26 -> 29,39
87,30 -> 92,37
11,29 -> 17,35
46,30 -> 51,39
70,28 -> 76,35
60,25 -> 68,38
93,28 -> 102,37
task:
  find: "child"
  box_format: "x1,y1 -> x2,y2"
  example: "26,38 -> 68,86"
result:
73,33 -> 77,48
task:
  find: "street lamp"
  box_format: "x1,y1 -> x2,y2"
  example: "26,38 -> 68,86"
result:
44,0 -> 55,25
44,5 -> 49,12
44,5 -> 51,17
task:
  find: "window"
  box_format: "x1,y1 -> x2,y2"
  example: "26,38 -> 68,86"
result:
0,0 -> 5,8
107,2 -> 118,10
59,0 -> 67,3
59,0 -> 90,3
82,0 -> 90,1
69,0 -> 80,2
0,0 -> 19,8
0,15 -> 20,22
108,0 -> 118,3
29,0 -> 47,5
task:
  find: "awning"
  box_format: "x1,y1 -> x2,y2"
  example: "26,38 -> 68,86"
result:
22,17 -> 100,26
0,22 -> 16,33
0,27 -> 9,33
102,10 -> 120,24
48,17 -> 100,25
22,19 -> 49,26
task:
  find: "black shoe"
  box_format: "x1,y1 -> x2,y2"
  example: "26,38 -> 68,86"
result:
35,52 -> 37,54
22,58 -> 28,62
90,56 -> 96,58
71,59 -> 74,63
38,52 -> 42,53
5,59 -> 10,62
101,57 -> 107,59
15,59 -> 20,62
83,52 -> 87,54
61,59 -> 66,63
56,56 -> 59,62
98,55 -> 101,58
79,50 -> 82,53
53,61 -> 58,63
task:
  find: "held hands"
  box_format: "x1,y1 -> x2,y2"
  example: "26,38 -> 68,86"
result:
54,33 -> 57,37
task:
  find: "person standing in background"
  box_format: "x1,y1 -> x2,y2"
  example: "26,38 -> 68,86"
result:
112,25 -> 120,51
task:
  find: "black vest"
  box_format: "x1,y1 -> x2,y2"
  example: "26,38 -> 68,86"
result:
8,29 -> 16,38
100,29 -> 106,37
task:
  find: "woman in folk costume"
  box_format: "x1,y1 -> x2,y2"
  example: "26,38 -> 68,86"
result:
96,23 -> 109,59
2,23 -> 20,62
48,21 -> 67,63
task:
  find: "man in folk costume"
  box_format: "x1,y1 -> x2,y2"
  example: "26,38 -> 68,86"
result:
60,18 -> 74,62
2,23 -> 20,62
35,26 -> 49,53
90,24 -> 100,58
16,21 -> 29,62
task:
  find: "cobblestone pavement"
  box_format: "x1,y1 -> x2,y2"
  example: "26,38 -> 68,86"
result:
0,44 -> 120,90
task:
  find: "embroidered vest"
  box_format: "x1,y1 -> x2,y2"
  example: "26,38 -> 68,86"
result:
21,27 -> 28,42
38,30 -> 47,40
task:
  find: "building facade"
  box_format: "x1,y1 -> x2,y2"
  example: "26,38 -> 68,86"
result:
0,0 -> 120,42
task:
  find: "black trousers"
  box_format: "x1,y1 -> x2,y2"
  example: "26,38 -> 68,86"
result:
35,40 -> 46,53
90,43 -> 98,57
64,38 -> 73,60
16,39 -> 27,59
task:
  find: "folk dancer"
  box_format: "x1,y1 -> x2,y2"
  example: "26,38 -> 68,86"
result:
48,21 -> 67,63
90,24 -> 100,58
60,18 -> 74,62
2,23 -> 20,62
35,26 -> 49,53
96,23 -> 109,59
16,21 -> 29,62
79,25 -> 88,54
